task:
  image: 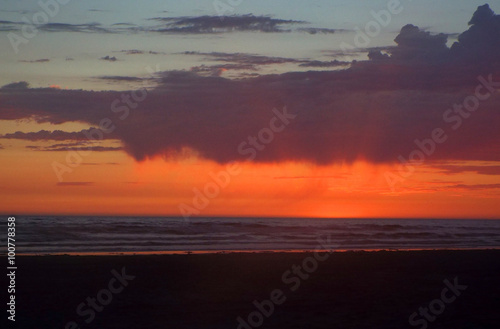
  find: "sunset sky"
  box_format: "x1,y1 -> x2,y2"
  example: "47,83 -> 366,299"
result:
1,1 -> 500,218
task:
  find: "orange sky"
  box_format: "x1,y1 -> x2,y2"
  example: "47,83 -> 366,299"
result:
1,3 -> 500,219
2,127 -> 500,218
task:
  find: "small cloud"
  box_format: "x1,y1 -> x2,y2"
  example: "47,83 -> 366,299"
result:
1,81 -> 29,89
100,56 -> 118,62
120,49 -> 144,55
118,49 -> 166,55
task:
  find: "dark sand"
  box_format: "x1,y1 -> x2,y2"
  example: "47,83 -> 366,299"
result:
14,250 -> 500,329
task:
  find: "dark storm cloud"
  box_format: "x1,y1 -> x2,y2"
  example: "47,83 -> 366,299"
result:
450,4 -> 500,66
390,24 -> 449,63
1,5 -> 499,166
368,4 -> 500,68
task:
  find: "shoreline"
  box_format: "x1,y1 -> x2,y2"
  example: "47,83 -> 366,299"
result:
11,246 -> 500,256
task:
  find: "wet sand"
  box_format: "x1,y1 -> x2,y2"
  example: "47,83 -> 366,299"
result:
16,249 -> 500,329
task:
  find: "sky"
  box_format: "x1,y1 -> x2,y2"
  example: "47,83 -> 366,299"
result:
1,1 -> 500,218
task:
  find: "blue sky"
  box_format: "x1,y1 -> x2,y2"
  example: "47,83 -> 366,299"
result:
1,1 -> 498,90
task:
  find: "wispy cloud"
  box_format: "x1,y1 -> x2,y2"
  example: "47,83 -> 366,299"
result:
0,20 -> 22,32
56,182 -> 95,187
0,9 -> 35,15
183,51 -> 350,70
447,183 -> 500,191
435,164 -> 500,176
148,14 -> 305,33
117,49 -> 166,55
1,129 -> 117,141
2,14 -> 347,36
39,22 -> 110,33
190,64 -> 257,77
97,76 -> 147,82
298,60 -> 350,68
43,146 -> 123,152
19,59 -> 50,63
274,175 -> 344,180
182,51 -> 303,65
297,27 -> 347,34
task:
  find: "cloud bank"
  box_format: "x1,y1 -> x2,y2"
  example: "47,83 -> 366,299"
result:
1,5 -> 499,166
1,14 -> 345,35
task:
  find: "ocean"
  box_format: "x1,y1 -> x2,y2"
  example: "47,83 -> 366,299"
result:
4,217 -> 500,255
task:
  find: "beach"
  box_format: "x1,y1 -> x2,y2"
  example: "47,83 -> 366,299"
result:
16,249 -> 500,329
